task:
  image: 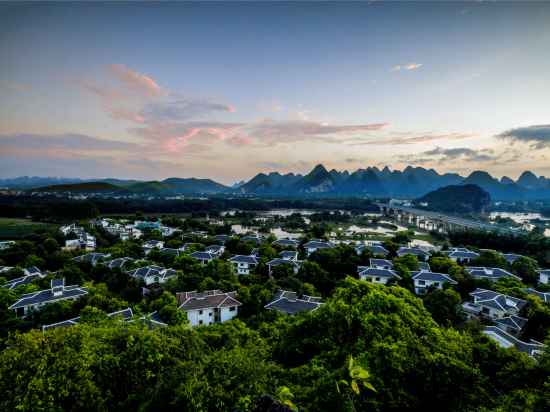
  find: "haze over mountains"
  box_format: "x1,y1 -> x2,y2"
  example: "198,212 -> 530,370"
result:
2,165 -> 550,200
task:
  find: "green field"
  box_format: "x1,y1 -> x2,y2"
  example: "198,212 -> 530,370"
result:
0,218 -> 57,239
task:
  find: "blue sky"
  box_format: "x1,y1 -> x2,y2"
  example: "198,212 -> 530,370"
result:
1,1 -> 550,183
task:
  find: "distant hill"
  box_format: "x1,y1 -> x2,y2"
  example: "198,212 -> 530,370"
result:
33,182 -> 123,193
414,184 -> 491,214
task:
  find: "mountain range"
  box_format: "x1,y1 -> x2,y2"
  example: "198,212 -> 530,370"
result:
2,165 -> 550,200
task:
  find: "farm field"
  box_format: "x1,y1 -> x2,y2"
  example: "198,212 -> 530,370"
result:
0,218 -> 57,239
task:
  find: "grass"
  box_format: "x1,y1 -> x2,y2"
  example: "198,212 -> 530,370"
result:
0,218 -> 57,239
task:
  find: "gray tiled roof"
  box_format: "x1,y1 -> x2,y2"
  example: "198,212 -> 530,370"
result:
205,245 -> 224,253
494,315 -> 527,332
229,255 -> 258,264
418,262 -> 431,271
104,257 -> 134,270
304,240 -> 333,249
360,244 -> 389,256
9,283 -> 88,310
272,238 -> 300,247
466,267 -> 521,281
397,247 -> 430,257
73,253 -> 110,265
502,253 -> 524,264
525,288 -> 550,304
448,249 -> 479,259
2,273 -> 41,290
42,307 -> 134,331
190,251 -> 215,261
264,290 -> 323,315
178,290 -> 242,311
127,265 -> 165,279
370,258 -> 393,268
483,326 -> 545,357
359,267 -> 401,280
412,271 -> 457,284
280,250 -> 298,260
470,288 -> 527,312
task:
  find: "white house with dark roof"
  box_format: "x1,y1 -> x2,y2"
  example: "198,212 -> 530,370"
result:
176,289 -> 241,326
358,267 -> 401,285
502,253 -> 524,265
264,290 -> 322,315
9,279 -> 88,317
103,257 -> 134,270
397,247 -> 430,261
127,265 -> 177,285
493,315 -> 528,335
370,258 -> 393,270
280,250 -> 298,261
412,271 -> 457,294
465,267 -> 521,282
483,326 -> 545,358
205,244 -> 225,257
229,255 -> 259,275
189,251 -> 216,265
447,248 -> 480,264
538,269 -> 550,285
142,240 -> 164,255
240,234 -> 263,245
42,307 -> 134,331
272,238 -> 300,249
2,267 -> 45,290
464,288 -> 527,319
303,240 -> 334,256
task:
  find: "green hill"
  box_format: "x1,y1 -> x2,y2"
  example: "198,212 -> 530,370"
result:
33,181 -> 123,193
414,184 -> 491,214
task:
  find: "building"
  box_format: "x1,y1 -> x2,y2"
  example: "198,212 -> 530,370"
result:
465,267 -> 521,282
0,240 -> 15,250
229,255 -> 259,275
303,240 -> 334,256
483,326 -> 545,358
142,240 -> 164,255
418,262 -> 431,271
358,267 -> 401,285
214,234 -> 231,244
356,243 -> 389,257
42,308 -> 134,331
205,244 -> 225,257
241,234 -> 263,245
189,251 -> 216,265
127,265 -> 177,285
267,258 -> 301,276
493,315 -> 528,335
525,288 -> 550,304
397,247 -> 430,261
463,288 -> 527,319
538,269 -> 550,285
411,271 -> 457,294
264,290 -> 322,315
447,248 -> 480,264
2,267 -> 45,290
9,279 -> 88,317
176,290 -> 241,326
159,247 -> 184,258
272,238 -> 300,249
369,258 -> 393,270
103,257 -> 134,270
73,252 -> 111,266
502,253 -> 524,265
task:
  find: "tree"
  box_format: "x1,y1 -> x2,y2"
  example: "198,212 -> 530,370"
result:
512,256 -> 539,285
423,288 -> 464,327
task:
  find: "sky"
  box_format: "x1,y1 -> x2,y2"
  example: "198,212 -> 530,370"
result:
1,1 -> 550,184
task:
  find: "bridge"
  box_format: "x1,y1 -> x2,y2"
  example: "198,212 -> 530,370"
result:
376,203 -> 521,235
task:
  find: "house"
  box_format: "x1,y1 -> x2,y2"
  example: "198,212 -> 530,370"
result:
159,247 -> 184,257
280,250 -> 298,261
493,315 -> 528,335
0,240 -> 15,250
538,269 -> 550,285
176,289 -> 241,326
356,243 -> 389,257
64,230 -> 96,251
42,308 -> 134,331
205,244 -> 225,257
464,288 -> 527,319
138,311 -> 168,329
103,257 -> 134,270
73,252 -> 111,266
229,255 -> 259,275
189,251 -> 216,265
465,267 -> 521,282
502,253 -> 524,265
134,220 -> 161,231
264,290 -> 322,315
483,326 -> 545,358
142,240 -> 164,255
127,265 -> 177,285
2,267 -> 45,290
411,271 -> 457,294
525,288 -> 550,304
397,247 -> 430,261
159,225 -> 180,237
60,223 -> 81,236
358,267 -> 401,285
267,258 -> 301,276
303,240 -> 334,256
272,238 -> 300,249
370,258 -> 393,270
241,234 -> 263,245
447,248 -> 479,264
8,279 -> 88,317
250,248 -> 260,258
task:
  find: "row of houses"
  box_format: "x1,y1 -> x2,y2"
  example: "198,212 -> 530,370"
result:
60,223 -> 96,251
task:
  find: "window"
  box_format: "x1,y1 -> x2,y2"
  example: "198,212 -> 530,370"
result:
199,310 -> 203,315
199,320 -> 203,325
375,277 -> 380,281
209,312 -> 212,317
418,280 -> 425,285
229,306 -> 236,312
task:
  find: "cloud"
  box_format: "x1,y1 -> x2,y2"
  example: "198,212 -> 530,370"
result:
349,132 -> 474,146
0,133 -> 136,153
108,64 -> 165,97
398,146 -> 498,165
496,125 -> 550,149
141,98 -> 235,123
391,63 -> 423,72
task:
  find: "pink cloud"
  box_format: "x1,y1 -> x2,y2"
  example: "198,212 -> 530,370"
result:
108,64 -> 165,97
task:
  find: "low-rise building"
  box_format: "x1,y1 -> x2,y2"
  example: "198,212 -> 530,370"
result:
465,267 -> 521,282
42,308 -> 134,331
103,257 -> 134,270
356,243 -> 389,257
267,258 -> 301,276
127,265 -> 177,285
538,269 -> 550,285
272,238 -> 300,249
502,253 -> 524,265
205,244 -> 225,257
229,255 -> 259,275
0,240 -> 15,250
9,279 -> 88,317
303,240 -> 334,256
189,251 -> 216,265
397,247 -> 430,261
411,270 -> 457,294
73,252 -> 111,266
264,290 -> 322,315
358,267 -> 401,285
2,267 -> 45,290
369,258 -> 393,270
176,290 -> 241,326
142,240 -> 164,255
447,248 -> 479,264
525,288 -> 550,304
483,326 -> 545,358
464,288 -> 527,319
